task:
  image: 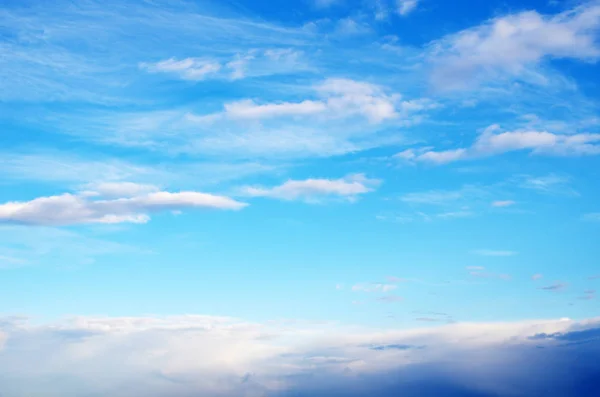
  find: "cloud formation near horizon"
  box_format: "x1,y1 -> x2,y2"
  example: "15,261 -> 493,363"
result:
0,315 -> 599,397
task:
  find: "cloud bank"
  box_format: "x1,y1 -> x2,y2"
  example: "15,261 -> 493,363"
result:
0,315 -> 599,396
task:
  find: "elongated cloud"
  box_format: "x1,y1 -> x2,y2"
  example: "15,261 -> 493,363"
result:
141,57 -> 221,80
397,125 -> 600,164
429,3 -> 600,90
213,78 -> 406,123
0,315 -> 599,396
241,174 -> 380,202
0,184 -> 247,226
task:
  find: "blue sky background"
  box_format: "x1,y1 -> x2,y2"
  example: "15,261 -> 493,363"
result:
1,0 -> 600,395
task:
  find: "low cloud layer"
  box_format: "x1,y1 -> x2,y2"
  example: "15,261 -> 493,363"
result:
0,315 -> 599,396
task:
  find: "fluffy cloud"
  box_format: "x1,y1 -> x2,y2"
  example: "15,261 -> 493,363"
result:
429,3 -> 600,90
241,174 -> 380,202
0,185 -> 246,226
0,315 -> 599,396
397,124 -> 600,164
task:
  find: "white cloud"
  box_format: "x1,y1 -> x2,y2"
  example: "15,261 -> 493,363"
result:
224,99 -> 327,119
532,273 -> 544,280
398,124 -> 600,164
518,174 -> 578,196
492,200 -> 516,207
0,315 -> 599,396
0,189 -> 247,226
397,0 -> 420,16
429,3 -> 600,90
472,249 -> 518,257
42,76 -> 434,159
241,174 -> 380,202
140,58 -> 221,80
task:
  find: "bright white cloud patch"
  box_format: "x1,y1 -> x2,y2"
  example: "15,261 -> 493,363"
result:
429,3 -> 600,90
398,124 -> 600,164
0,187 -> 247,226
0,315 -> 598,397
242,174 -> 380,202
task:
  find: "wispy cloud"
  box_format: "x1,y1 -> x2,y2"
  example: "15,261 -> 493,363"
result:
53,78 -> 432,159
140,57 -> 221,80
400,185 -> 486,206
428,3 -> 600,91
517,174 -> 578,196
539,282 -> 568,292
241,174 -> 380,203
0,0 -> 313,103
396,124 -> 600,164
532,273 -> 544,281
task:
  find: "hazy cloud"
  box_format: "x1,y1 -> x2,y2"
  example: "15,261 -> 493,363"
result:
241,174 -> 380,203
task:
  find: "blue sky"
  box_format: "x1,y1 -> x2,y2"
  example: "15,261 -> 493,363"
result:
1,0 -> 600,395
